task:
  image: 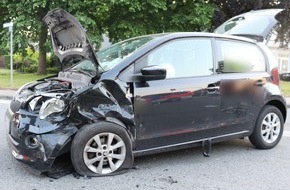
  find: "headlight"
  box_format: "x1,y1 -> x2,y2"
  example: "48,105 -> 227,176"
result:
39,98 -> 66,119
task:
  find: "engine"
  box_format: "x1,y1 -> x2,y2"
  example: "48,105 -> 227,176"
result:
34,70 -> 92,93
34,80 -> 70,92
15,70 -> 94,109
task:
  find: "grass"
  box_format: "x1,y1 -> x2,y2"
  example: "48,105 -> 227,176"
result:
1,68 -> 290,96
0,68 -> 52,89
280,81 -> 290,96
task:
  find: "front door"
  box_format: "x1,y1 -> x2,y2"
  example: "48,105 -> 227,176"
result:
133,38 -> 221,150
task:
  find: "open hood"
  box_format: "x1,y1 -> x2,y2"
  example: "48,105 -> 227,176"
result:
43,8 -> 99,70
214,9 -> 283,42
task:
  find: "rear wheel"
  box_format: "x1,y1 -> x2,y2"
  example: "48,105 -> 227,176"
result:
71,122 -> 133,176
249,106 -> 284,149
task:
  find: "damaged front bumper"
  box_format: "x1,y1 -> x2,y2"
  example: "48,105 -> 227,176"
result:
6,106 -> 78,172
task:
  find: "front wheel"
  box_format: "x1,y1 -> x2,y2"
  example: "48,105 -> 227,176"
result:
71,122 -> 133,176
249,106 -> 284,149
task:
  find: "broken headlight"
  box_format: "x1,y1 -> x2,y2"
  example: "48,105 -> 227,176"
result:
39,98 -> 66,119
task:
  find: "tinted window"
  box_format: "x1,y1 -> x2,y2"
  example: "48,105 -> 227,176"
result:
216,40 -> 265,73
138,38 -> 213,78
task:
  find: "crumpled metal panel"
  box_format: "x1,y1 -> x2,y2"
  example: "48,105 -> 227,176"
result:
7,119 -> 78,172
76,80 -> 134,126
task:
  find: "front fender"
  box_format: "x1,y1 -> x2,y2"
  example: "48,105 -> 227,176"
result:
76,80 -> 135,127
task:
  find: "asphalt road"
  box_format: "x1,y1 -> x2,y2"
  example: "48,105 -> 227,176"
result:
1,99 -> 290,190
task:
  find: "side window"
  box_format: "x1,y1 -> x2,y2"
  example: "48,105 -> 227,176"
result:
217,40 -> 266,73
136,38 -> 213,78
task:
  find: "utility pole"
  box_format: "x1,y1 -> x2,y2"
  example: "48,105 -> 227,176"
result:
3,22 -> 13,87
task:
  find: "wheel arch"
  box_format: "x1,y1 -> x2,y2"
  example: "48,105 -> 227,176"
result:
104,117 -> 136,143
266,100 -> 287,123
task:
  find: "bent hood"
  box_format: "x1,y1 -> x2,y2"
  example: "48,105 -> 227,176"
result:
43,8 -> 99,69
214,9 -> 283,42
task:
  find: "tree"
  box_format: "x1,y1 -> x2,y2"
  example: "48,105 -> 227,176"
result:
1,0 -> 105,74
265,0 -> 290,48
105,0 -> 215,42
0,2 -> 10,55
0,0 -> 216,74
211,0 -> 263,29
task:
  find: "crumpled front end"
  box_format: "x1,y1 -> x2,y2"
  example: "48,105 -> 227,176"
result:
5,74 -> 91,172
7,126 -> 77,172
6,99 -> 78,172
5,75 -> 135,174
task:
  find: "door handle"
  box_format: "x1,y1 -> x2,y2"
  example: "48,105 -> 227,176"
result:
255,80 -> 265,86
206,86 -> 220,91
206,85 -> 220,94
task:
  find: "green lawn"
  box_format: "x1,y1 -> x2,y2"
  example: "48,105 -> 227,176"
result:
1,68 -> 290,96
280,81 -> 290,97
0,69 -> 52,89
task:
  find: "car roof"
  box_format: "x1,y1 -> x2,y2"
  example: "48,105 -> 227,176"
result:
151,32 -> 257,43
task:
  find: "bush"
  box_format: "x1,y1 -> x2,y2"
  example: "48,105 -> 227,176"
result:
22,64 -> 38,73
4,48 -> 59,74
4,47 -> 40,73
47,66 -> 60,74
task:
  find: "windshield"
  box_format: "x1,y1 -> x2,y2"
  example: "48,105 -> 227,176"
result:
96,36 -> 157,72
67,59 -> 97,76
65,35 -> 160,75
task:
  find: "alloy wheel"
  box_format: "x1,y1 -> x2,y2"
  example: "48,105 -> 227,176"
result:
261,112 -> 281,144
83,132 -> 126,174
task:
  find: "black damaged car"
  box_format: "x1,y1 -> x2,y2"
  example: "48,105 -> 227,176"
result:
5,8 -> 287,176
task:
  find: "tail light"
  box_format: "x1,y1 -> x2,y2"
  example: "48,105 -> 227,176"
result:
271,67 -> 280,86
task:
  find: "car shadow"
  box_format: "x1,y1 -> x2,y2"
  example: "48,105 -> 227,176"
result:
132,138 -> 255,170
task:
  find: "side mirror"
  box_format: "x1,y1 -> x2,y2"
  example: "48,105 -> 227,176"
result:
140,65 -> 166,81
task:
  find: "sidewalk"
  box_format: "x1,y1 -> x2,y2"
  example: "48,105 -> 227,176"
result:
0,89 -> 17,100
1,88 -> 290,106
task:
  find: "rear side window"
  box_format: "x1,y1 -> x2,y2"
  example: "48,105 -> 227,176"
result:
216,40 -> 266,73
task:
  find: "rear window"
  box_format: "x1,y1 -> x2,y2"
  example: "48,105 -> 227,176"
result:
216,40 -> 266,73
215,16 -> 271,36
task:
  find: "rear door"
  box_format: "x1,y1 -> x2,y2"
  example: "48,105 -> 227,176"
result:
214,38 -> 269,133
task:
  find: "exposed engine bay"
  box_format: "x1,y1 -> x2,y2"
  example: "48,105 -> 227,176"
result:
36,71 -> 92,92
18,71 -> 92,98
13,70 -> 94,120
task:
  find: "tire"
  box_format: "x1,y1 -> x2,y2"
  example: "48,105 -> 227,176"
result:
71,121 -> 133,176
249,106 -> 284,149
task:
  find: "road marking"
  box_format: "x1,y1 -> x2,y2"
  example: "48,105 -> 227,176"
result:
0,100 -> 11,105
283,130 -> 290,137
